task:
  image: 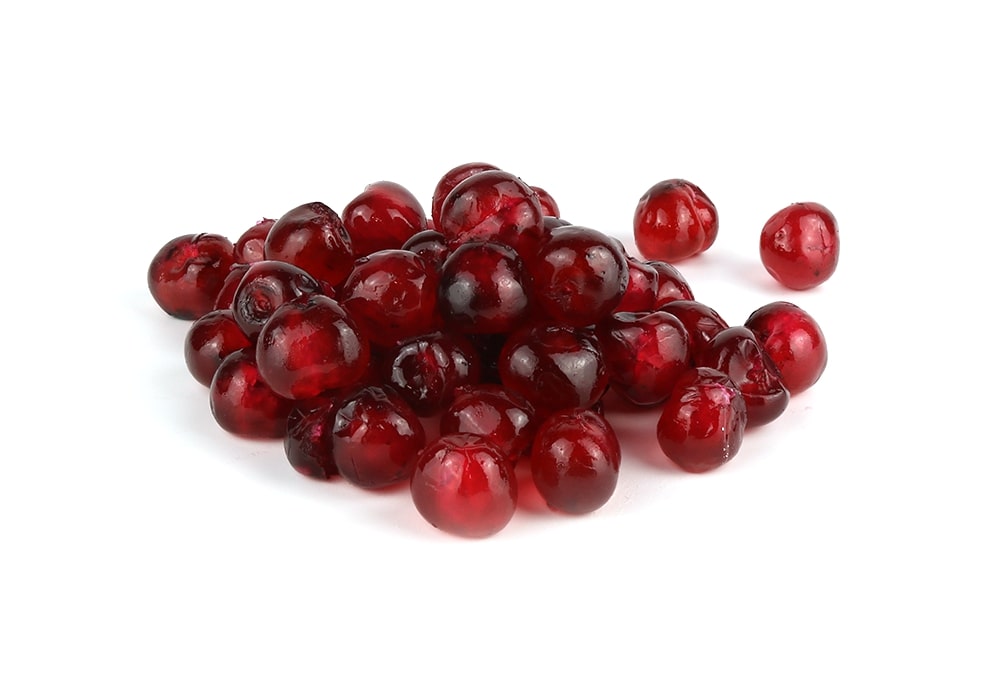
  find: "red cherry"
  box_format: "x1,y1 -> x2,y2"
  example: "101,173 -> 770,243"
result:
184,309 -> 252,387
210,349 -> 294,439
234,218 -> 275,265
656,367 -> 747,473
342,181 -> 427,257
230,260 -> 321,340
659,300 -> 729,356
595,311 -> 692,406
647,260 -> 695,306
760,202 -> 839,290
264,202 -> 354,288
430,161 -> 500,227
410,434 -> 517,538
284,397 -> 340,480
402,229 -> 450,269
745,301 -> 828,395
148,233 -> 235,319
613,256 -> 660,313
439,385 -> 536,462
530,408 -> 621,514
698,326 -> 789,427
213,263 -> 250,311
384,331 -> 481,416
633,179 -> 718,263
438,241 -> 532,335
531,185 -> 560,217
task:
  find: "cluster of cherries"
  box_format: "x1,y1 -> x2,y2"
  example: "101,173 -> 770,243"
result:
147,162 -> 837,538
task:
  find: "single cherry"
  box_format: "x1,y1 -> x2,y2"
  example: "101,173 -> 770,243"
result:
342,181 -> 427,257
284,397 -> 340,479
760,202 -> 839,290
595,311 -> 692,406
633,179 -> 718,263
213,263 -> 250,311
647,260 -> 695,306
613,256 -> 660,313
659,300 -> 729,357
745,301 -> 828,395
148,233 -> 235,319
438,241 -> 532,335
402,229 -> 450,269
698,326 -> 789,427
184,309 -> 252,387
531,185 -> 560,217
230,260 -> 321,339
439,385 -> 536,462
209,349 -> 294,439
234,218 -> 275,265
430,161 -> 500,227
384,332 -> 481,416
264,202 -> 355,288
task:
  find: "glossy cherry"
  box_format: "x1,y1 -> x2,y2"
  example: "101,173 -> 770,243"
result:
760,202 -> 839,290
531,185 -> 560,217
209,349 -> 294,439
648,260 -> 695,306
698,326 -> 789,427
430,161 -> 500,227
633,179 -> 718,263
745,301 -> 828,395
184,309 -> 252,387
213,263 -> 250,311
596,311 -> 692,406
284,397 -> 340,479
659,300 -> 729,357
148,233 -> 236,319
264,202 -> 355,288
384,332 -> 481,416
342,181 -> 427,257
656,367 -> 747,473
230,260 -> 321,339
234,218 -> 275,265
439,385 -> 536,462
410,433 -> 517,538
402,229 -> 450,269
438,241 -> 532,335
614,256 -> 660,313
531,408 -> 621,514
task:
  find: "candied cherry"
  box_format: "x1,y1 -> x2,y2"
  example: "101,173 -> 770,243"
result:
331,386 -> 426,489
529,225 -> 628,328
647,260 -> 694,306
148,233 -> 235,319
213,263 -> 250,311
656,367 -> 747,473
745,301 -> 828,395
439,385 -> 536,462
760,202 -> 839,290
385,332 -> 481,416
439,241 -> 532,334
184,309 -> 252,387
402,229 -> 450,269
210,348 -> 294,439
531,408 -> 621,515
342,181 -> 427,257
698,326 -> 789,427
234,218 -> 275,265
531,185 -> 560,217
264,202 -> 355,288
340,250 -> 441,348
255,294 -> 371,400
633,179 -> 718,263
437,169 -> 546,258
595,311 -> 692,406
230,260 -> 321,339
541,216 -> 572,232
499,324 -> 609,417
659,300 -> 729,356
614,256 -> 660,313
430,161 -> 500,227
410,433 -> 517,538
285,397 -> 340,479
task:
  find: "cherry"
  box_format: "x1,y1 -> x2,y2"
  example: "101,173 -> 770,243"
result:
656,367 -> 747,473
340,250 -> 441,348
213,263 -> 251,311
647,260 -> 695,306
760,202 -> 839,290
255,294 -> 371,400
531,408 -> 621,514
633,179 -> 718,263
264,202 -> 355,288
438,241 -> 532,335
659,300 -> 729,356
595,311 -> 692,406
331,386 -> 426,489
342,181 -> 427,257
209,349 -> 294,439
410,433 -> 517,538
430,161 -> 499,227
184,309 -> 252,387
402,229 -> 450,269
528,225 -> 628,328
541,216 -> 572,232
613,256 -> 660,313
439,385 -> 536,462
384,332 -> 481,416
234,218 -> 275,265
745,301 -> 828,395
284,397 -> 340,479
499,324 -> 609,417
230,260 -> 321,340
148,233 -> 236,319
531,185 -> 560,217
437,169 -> 546,258
698,326 -> 789,427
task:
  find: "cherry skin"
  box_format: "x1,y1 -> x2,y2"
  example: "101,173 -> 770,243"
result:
499,324 -> 609,417
528,225 -> 629,328
410,433 -> 517,538
531,409 -> 621,515
430,161 -> 500,227
633,179 -> 718,263
148,233 -> 236,319
745,301 -> 828,395
255,294 -> 371,400
342,180 -> 427,257
656,367 -> 748,473
184,309 -> 252,387
438,241 -> 532,335
210,349 -> 295,439
613,256 -> 660,313
264,202 -> 355,288
531,185 -> 560,217
213,263 -> 250,311
384,332 -> 481,416
439,385 -> 536,462
331,386 -> 426,489
698,326 -> 789,427
595,311 -> 692,406
230,260 -> 321,340
647,260 -> 695,306
760,202 -> 839,290
284,397 -> 340,480
234,218 -> 275,265
339,250 -> 441,349
659,300 -> 729,357
402,229 -> 450,269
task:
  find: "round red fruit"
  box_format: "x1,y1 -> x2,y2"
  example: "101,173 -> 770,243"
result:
148,233 -> 236,319
633,180 -> 718,263
745,301 -> 828,394
759,202 -> 839,290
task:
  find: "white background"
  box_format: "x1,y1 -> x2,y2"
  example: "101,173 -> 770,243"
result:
2,1 -> 997,673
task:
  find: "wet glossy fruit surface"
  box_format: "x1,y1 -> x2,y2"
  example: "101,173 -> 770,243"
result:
284,398 -> 340,479
634,179 -> 718,263
698,327 -> 789,427
385,332 -> 481,416
265,202 -> 354,287
760,202 -> 839,290
439,385 -> 536,462
745,301 -> 828,394
439,241 -> 532,334
596,311 -> 692,406
342,181 -> 427,257
231,260 -> 321,339
210,349 -> 294,439
184,309 -> 252,386
148,233 -> 235,319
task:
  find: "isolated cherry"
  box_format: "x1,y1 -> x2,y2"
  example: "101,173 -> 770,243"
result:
634,179 -> 718,263
759,202 -> 839,290
148,233 -> 235,319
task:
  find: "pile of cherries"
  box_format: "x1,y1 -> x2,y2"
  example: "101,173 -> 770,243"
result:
148,163 -> 836,538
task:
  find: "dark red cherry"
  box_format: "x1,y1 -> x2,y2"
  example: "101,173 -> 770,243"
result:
284,397 -> 340,480
595,311 -> 692,406
430,161 -> 500,227
659,300 -> 729,356
234,218 -> 275,265
438,241 -> 532,335
264,202 -> 354,288
230,260 -> 321,339
647,260 -> 694,306
385,332 -> 481,416
745,301 -> 828,395
213,263 -> 250,311
410,433 -> 517,538
613,256 -> 660,313
342,181 -> 427,257
209,349 -> 294,439
531,185 -> 560,217
698,326 -> 789,427
184,309 -> 252,387
439,385 -> 536,462
633,179 -> 719,262
148,233 -> 236,319
402,229 -> 450,269
531,408 -> 621,514
760,202 -> 839,290
656,367 -> 747,473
